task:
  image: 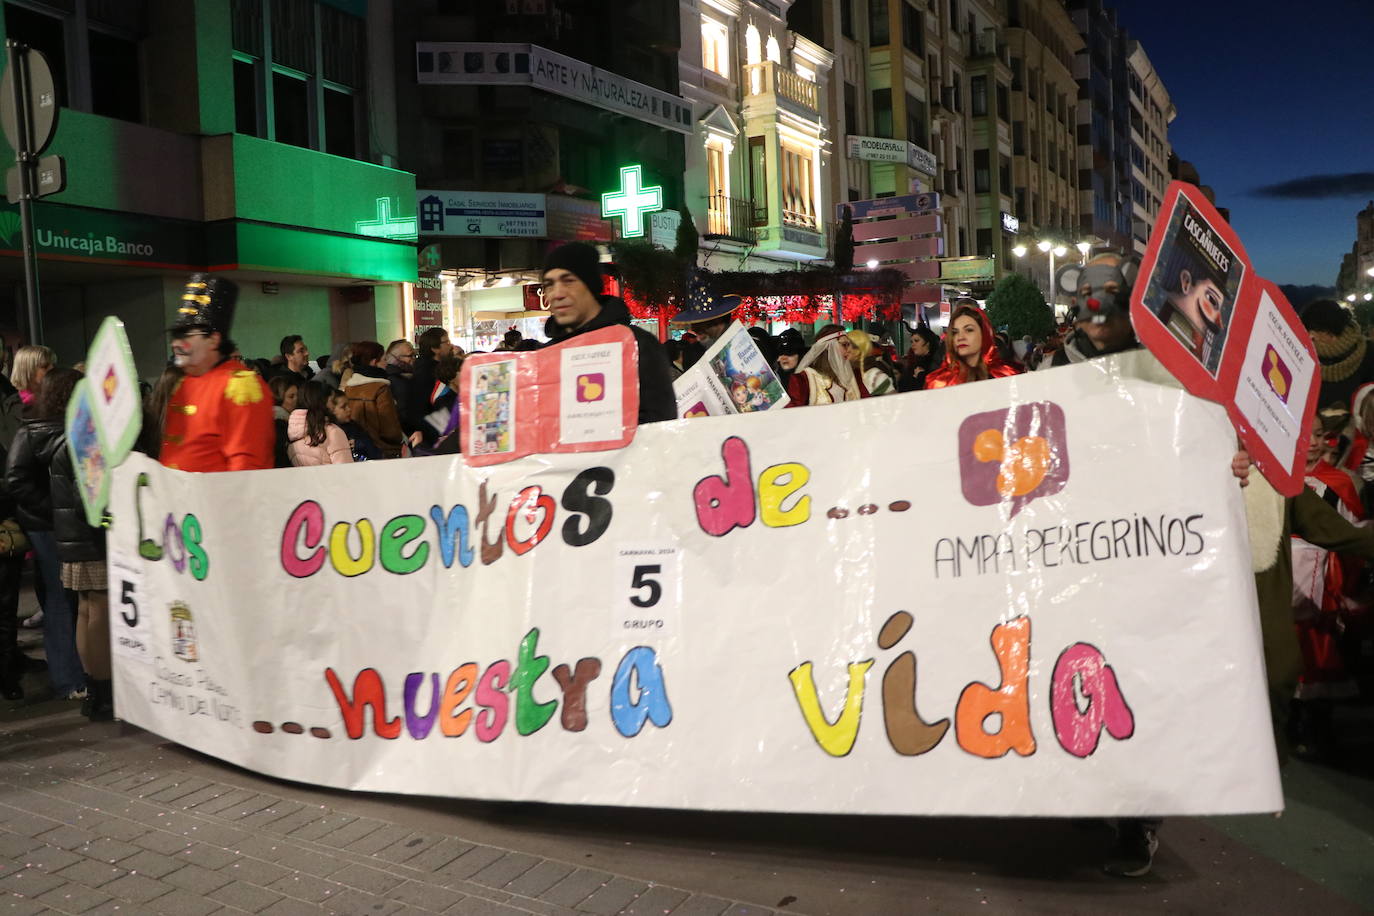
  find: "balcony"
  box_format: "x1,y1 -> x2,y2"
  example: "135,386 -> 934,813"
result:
745,61 -> 819,120
704,193 -> 758,244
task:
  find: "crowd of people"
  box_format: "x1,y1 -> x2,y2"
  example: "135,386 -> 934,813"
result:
2,244 -> 1374,881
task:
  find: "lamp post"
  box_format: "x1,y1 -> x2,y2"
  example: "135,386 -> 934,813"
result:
1037,240 -> 1067,305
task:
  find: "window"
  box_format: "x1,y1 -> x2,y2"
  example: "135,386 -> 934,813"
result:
841,0 -> 855,38
996,82 -> 1010,123
971,75 -> 987,117
950,68 -> 963,112
1013,121 -> 1024,156
873,88 -> 893,138
844,82 -> 858,136
89,30 -> 141,122
901,1 -> 923,52
323,87 -> 357,158
999,155 -> 1011,193
234,58 -> 261,136
748,136 -> 768,225
1010,57 -> 1022,91
977,227 -> 992,257
232,0 -> 369,160
745,25 -> 762,64
781,144 -> 817,229
957,227 -> 967,256
869,0 -> 889,46
905,94 -> 927,148
707,143 -> 729,234
4,4 -> 69,107
272,71 -> 310,148
955,145 -> 965,189
949,0 -> 960,32
701,17 -> 730,78
766,35 -> 781,63
974,149 -> 990,193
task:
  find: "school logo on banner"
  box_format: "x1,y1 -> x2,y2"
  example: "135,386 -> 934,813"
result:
957,402 -> 1070,516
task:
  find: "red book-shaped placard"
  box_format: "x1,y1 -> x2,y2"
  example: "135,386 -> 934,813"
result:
1132,181 -> 1318,496
459,325 -> 640,466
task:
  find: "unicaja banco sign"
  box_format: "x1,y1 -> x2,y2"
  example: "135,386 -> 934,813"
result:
0,203 -> 203,268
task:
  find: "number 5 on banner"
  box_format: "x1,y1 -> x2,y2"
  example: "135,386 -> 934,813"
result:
109,553 -> 152,664
612,545 -> 681,638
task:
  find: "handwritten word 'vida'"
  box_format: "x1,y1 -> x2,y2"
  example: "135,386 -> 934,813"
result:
134,473 -> 209,580
790,612 -> 1134,759
325,629 -> 672,741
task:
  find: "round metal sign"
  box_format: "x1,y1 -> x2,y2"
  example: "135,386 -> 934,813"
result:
0,47 -> 58,155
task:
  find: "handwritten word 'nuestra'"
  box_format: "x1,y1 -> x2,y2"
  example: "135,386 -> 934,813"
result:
280,468 -> 615,578
789,612 -> 1134,760
324,629 -> 671,741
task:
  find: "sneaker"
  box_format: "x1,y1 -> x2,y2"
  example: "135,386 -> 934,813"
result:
20,610 -> 43,628
1103,821 -> 1159,878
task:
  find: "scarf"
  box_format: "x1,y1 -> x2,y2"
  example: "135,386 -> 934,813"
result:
1314,325 -> 1367,383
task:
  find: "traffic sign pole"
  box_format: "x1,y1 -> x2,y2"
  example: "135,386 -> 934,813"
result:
6,41 -> 43,345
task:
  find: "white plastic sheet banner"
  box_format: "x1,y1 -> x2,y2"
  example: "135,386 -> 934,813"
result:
108,357 -> 1283,816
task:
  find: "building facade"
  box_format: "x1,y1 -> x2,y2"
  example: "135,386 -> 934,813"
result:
1124,39 -> 1173,253
0,0 -> 417,378
679,0 -> 833,275
401,0 -> 687,348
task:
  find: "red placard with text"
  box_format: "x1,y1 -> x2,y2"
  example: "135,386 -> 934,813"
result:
459,325 -> 639,467
1132,182 -> 1318,496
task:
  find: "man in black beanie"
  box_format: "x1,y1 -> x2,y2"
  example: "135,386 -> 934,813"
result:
1301,298 -> 1374,412
540,242 -> 676,422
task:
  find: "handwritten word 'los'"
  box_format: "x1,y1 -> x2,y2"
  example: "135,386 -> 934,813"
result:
694,437 -> 811,536
324,629 -> 671,741
135,473 -> 209,581
788,612 -> 1134,760
281,467 -> 615,578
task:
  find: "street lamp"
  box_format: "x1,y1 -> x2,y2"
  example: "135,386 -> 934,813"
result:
1366,266 -> 1374,278
1076,241 -> 1091,264
1012,244 -> 1027,258
1348,294 -> 1358,303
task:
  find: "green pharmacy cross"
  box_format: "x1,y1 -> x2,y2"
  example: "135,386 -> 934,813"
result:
601,165 -> 663,239
356,197 -> 418,241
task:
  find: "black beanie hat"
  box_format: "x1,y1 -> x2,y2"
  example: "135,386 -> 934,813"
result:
1301,298 -> 1351,337
542,242 -> 603,299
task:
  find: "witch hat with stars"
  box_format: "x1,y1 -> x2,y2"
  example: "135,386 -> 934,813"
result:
673,269 -> 739,324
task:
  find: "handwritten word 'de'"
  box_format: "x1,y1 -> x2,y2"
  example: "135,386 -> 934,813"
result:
324,629 -> 671,741
788,612 -> 1134,760
694,437 -> 811,536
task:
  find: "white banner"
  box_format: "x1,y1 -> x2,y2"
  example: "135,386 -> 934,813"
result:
108,357 -> 1281,816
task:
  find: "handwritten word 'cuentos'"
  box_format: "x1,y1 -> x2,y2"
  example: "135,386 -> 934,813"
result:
279,468 -> 615,578
789,612 -> 1134,759
324,629 -> 671,740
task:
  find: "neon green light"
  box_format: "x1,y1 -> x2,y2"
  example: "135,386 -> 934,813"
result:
601,165 -> 662,239
356,197 -> 418,240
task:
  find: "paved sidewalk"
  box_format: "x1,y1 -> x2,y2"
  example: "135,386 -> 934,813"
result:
0,714 -> 768,916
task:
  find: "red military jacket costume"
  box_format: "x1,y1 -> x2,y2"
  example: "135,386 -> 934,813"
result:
160,358 -> 274,472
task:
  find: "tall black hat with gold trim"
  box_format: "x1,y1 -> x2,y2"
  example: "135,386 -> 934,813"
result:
170,274 -> 238,335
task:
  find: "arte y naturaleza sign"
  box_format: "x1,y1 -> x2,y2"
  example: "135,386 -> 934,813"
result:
108,357 -> 1280,817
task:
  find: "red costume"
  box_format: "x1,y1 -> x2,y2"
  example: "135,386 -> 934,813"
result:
161,358 -> 274,472
923,308 -> 1020,389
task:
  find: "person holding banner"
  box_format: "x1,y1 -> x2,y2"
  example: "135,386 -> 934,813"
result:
922,301 -> 1020,389
540,242 -> 677,423
161,276 -> 274,473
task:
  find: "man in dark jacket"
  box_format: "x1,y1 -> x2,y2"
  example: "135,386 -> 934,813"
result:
539,242 -> 676,423
401,326 -> 456,448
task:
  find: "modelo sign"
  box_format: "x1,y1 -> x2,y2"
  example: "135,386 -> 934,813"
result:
846,135 -> 938,177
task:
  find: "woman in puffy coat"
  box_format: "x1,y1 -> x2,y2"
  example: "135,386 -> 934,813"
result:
923,300 -> 1022,390
342,341 -> 406,458
287,383 -> 353,466
4,368 -> 85,701
47,375 -> 112,720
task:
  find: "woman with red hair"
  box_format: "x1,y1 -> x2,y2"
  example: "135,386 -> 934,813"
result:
923,300 -> 1021,389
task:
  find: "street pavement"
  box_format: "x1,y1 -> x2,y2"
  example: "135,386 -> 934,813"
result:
3,613 -> 1373,914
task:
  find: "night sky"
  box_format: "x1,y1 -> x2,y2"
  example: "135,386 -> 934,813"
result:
1108,0 -> 1374,288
